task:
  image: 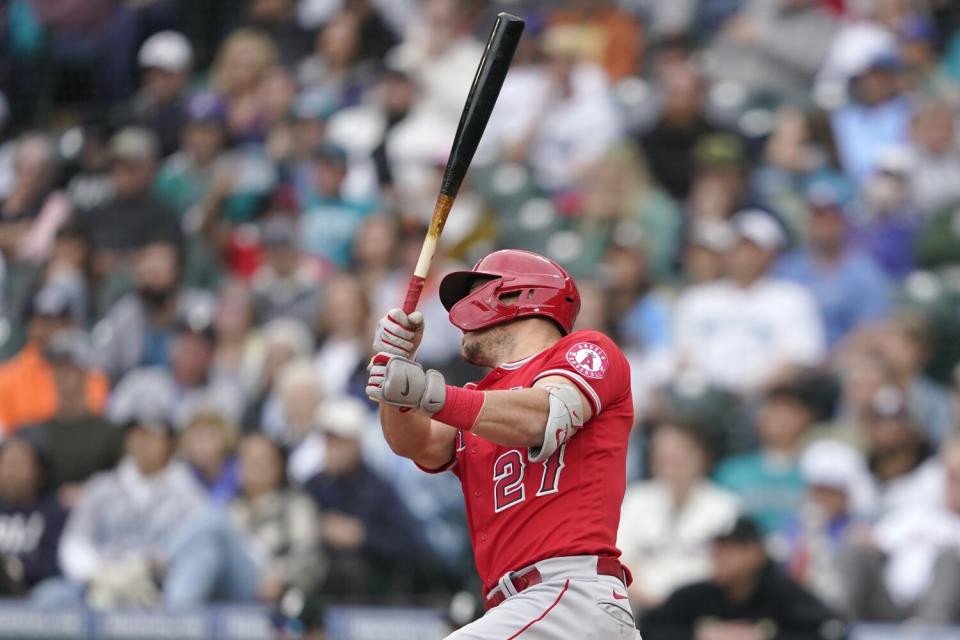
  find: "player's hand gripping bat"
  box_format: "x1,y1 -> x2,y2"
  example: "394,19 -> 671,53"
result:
400,12 -> 525,314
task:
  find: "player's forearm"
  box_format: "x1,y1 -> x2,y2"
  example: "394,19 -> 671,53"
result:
466,388 -> 549,448
379,405 -> 456,468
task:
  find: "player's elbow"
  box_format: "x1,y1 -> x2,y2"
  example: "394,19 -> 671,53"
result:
382,429 -> 421,459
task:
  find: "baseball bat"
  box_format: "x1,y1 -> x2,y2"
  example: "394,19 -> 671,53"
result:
401,12 -> 525,314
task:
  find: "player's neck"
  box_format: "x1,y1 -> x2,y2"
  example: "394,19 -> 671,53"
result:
493,319 -> 562,367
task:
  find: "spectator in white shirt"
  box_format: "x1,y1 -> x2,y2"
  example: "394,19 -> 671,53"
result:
861,385 -> 942,517
839,437 -> 960,623
674,210 -> 826,394
618,420 -> 740,611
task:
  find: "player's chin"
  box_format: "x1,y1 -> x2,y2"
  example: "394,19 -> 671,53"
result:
461,333 -> 482,366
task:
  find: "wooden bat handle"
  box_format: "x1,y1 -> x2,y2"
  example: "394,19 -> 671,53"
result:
402,275 -> 426,315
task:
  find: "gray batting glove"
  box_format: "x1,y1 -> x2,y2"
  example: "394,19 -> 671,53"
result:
366,353 -> 446,414
372,309 -> 425,358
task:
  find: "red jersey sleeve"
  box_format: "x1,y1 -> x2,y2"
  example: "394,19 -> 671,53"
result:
531,331 -> 630,417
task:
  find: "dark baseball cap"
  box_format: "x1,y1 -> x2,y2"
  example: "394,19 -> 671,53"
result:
311,142 -> 348,166
714,516 -> 763,544
694,133 -> 746,170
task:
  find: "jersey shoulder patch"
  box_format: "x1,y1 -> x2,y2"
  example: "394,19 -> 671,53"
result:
564,340 -> 610,380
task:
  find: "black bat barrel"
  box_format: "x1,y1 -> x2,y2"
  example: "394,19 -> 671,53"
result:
440,12 -> 525,199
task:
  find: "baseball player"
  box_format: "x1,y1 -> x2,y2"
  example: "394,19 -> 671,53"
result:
367,250 -> 638,639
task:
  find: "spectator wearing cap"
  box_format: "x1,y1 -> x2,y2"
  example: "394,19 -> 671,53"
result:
77,127 -> 182,277
641,515 -> 846,640
783,440 -> 877,614
636,66 -> 721,201
111,31 -> 194,157
776,172 -> 892,348
286,91 -> 338,197
17,329 -> 122,495
0,287 -> 109,435
674,209 -> 825,394
94,238 -> 214,378
154,92 -> 230,222
53,409 -> 260,607
251,216 -> 324,327
229,433 -> 325,605
0,437 -> 68,597
62,123 -> 115,214
108,302 -> 245,430
304,396 -> 432,601
300,142 -> 376,270
680,218 -> 737,286
685,134 -> 752,222
906,100 -> 960,217
899,18 -> 959,105
837,437 -> 960,623
715,379 -> 817,533
855,148 -> 921,279
830,51 -> 913,186
618,421 -> 741,610
860,384 -> 942,516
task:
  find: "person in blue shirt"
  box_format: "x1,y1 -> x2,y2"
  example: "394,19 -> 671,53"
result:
777,173 -> 892,349
299,143 -> 376,270
830,53 -> 913,186
715,380 -> 814,534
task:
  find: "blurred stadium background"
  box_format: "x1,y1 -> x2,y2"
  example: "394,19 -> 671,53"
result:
1,0 -> 960,638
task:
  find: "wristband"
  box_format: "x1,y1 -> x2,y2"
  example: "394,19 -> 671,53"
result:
432,385 -> 485,432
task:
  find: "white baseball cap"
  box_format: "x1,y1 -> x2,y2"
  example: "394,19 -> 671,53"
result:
139,31 -> 193,72
731,209 -> 787,252
800,439 -> 876,515
315,397 -> 370,440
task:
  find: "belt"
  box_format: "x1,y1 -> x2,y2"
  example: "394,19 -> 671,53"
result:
485,556 -> 628,610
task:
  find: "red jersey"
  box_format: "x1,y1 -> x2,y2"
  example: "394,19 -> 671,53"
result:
426,330 -> 633,593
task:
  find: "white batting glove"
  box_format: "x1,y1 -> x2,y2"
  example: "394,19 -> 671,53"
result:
366,352 -> 446,415
372,308 -> 425,358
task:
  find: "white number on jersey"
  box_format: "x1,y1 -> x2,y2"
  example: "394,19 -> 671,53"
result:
493,445 -> 567,512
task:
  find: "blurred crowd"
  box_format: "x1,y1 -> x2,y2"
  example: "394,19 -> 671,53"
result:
0,0 -> 959,637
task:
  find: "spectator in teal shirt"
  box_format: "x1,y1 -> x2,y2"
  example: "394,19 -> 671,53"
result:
300,143 -> 376,269
714,380 -> 814,534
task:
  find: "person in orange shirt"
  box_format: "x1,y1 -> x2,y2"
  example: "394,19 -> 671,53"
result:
0,286 -> 109,435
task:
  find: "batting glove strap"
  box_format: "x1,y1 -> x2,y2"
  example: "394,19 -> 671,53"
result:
366,353 -> 446,415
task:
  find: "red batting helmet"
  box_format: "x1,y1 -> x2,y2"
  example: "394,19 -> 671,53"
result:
439,250 -> 580,334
